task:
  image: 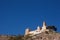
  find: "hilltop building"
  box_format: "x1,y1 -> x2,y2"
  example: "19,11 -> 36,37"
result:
25,21 -> 49,36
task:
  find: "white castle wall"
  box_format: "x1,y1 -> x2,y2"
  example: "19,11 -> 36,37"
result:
25,21 -> 47,36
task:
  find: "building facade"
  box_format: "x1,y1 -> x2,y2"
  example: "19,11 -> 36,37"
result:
25,21 -> 49,36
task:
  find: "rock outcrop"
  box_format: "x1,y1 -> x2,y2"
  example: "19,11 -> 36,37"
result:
25,31 -> 60,40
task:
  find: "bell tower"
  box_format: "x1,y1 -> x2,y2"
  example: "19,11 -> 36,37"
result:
42,21 -> 46,30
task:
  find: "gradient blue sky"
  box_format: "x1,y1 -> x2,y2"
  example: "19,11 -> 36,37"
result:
0,0 -> 60,35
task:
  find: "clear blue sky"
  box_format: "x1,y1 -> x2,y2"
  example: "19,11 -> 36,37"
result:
0,0 -> 60,35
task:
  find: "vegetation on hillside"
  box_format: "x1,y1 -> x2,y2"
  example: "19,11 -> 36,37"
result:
47,26 -> 57,31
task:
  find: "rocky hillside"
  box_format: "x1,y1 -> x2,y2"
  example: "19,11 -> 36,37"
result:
0,30 -> 60,40
0,35 -> 16,40
25,31 -> 60,40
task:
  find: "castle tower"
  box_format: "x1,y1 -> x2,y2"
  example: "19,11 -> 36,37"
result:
25,28 -> 30,35
42,21 -> 46,30
37,26 -> 41,31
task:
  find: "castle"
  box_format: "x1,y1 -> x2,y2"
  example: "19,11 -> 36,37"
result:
25,21 -> 49,36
